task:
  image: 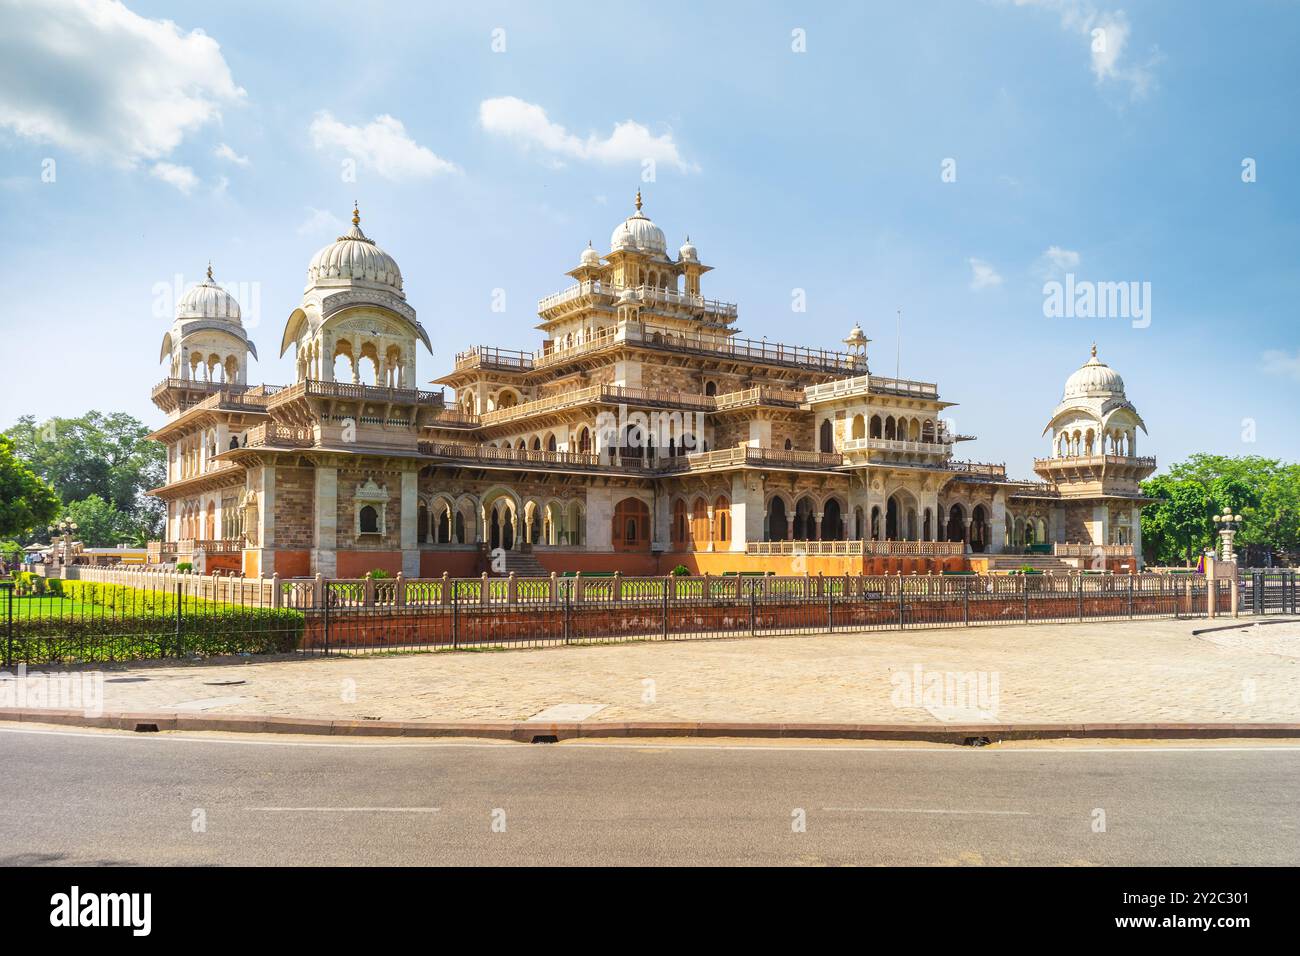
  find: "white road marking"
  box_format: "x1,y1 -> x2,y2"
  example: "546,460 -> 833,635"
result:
2,725 -> 1299,754
822,806 -> 1031,816
245,806 -> 440,813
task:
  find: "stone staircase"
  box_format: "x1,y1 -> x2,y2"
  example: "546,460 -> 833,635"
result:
981,553 -> 1076,573
494,549 -> 548,577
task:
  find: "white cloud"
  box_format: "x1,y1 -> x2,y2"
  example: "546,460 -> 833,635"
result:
1262,350 -> 1300,381
1011,0 -> 1160,99
150,161 -> 199,194
309,112 -> 459,181
0,0 -> 244,164
215,142 -> 249,166
479,96 -> 699,173
1037,245 -> 1081,277
969,258 -> 1004,291
297,206 -> 345,237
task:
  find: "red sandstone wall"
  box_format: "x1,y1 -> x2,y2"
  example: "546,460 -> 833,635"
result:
419,550 -> 481,578
336,550 -> 403,577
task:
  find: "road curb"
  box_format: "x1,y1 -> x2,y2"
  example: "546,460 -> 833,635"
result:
2,708 -> 1299,743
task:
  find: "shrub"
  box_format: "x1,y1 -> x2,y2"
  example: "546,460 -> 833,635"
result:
175,562 -> 193,573
10,607 -> 305,664
365,569 -> 392,579
45,578 -> 63,596
671,565 -> 690,576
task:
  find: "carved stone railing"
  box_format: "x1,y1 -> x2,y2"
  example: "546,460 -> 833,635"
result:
746,540 -> 965,556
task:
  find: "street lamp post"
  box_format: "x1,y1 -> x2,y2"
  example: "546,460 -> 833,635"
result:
46,520 -> 79,574
1212,507 -> 1242,564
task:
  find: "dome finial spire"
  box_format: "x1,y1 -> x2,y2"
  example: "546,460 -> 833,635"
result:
352,200 -> 360,227
1090,341 -> 1097,359
634,188 -> 642,213
206,260 -> 213,283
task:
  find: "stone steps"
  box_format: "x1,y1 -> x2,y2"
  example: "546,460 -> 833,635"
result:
495,550 -> 548,577
983,553 -> 1075,573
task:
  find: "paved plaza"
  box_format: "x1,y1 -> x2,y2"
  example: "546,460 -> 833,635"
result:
49,619 -> 1300,725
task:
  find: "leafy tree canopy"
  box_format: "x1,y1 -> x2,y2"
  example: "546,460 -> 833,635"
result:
4,411 -> 164,543
0,434 -> 61,540
1142,454 -> 1300,565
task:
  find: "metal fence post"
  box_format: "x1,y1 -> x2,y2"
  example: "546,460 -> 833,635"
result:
563,589 -> 570,645
749,587 -> 756,636
897,575 -> 905,630
1077,575 -> 1084,622
1128,574 -> 1135,619
322,577 -> 331,656
827,587 -> 834,633
174,580 -> 183,658
4,582 -> 13,669
962,578 -> 969,627
662,577 -> 669,640
450,587 -> 458,650
1023,575 -> 1029,624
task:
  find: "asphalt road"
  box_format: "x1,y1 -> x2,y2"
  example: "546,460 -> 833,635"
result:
1,727 -> 1297,866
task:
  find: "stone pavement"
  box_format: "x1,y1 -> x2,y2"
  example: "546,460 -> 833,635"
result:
47,619 -> 1300,724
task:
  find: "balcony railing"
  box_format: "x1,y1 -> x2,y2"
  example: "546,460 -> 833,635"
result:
1054,543 -> 1136,557
946,461 -> 1008,479
712,385 -> 807,409
537,280 -> 738,321
418,441 -> 602,469
746,540 -> 965,557
454,346 -> 535,372
1034,455 -> 1157,470
268,379 -> 444,407
843,437 -> 951,455
803,373 -> 939,402
244,423 -> 315,448
661,445 -> 845,473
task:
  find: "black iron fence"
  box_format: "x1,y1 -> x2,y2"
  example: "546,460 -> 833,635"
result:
2,570 -> 1290,666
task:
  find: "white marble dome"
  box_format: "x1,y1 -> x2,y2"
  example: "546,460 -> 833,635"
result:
610,191 -> 666,255
177,266 -> 241,323
580,241 -> 601,266
678,236 -> 698,262
1062,345 -> 1125,399
307,206 -> 404,295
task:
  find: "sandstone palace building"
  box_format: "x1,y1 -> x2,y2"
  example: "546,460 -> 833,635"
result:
148,195 -> 1156,579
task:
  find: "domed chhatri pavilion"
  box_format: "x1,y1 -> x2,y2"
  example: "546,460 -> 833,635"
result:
146,195 -> 1156,578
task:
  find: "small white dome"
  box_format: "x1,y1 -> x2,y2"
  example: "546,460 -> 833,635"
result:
307,205 -> 403,296
610,190 -> 666,255
679,235 -> 698,262
177,265 -> 241,323
1063,345 -> 1125,399
580,241 -> 601,266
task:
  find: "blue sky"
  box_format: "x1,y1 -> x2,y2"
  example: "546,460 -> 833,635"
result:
1,0 -> 1297,475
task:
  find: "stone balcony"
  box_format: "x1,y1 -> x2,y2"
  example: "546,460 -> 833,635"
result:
537,280 -> 738,324
1032,454 -> 1157,483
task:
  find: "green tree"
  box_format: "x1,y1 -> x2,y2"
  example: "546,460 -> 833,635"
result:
1142,455 -> 1300,565
4,411 -> 164,539
0,435 -> 60,540
59,495 -> 133,549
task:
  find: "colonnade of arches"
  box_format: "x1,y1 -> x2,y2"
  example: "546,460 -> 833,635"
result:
761,492 -> 999,553
669,494 -> 732,550
479,422 -> 703,462
1006,514 -> 1049,549
847,414 -> 940,443
180,351 -> 240,384
416,492 -> 587,550
1053,425 -> 1137,458
317,336 -> 409,387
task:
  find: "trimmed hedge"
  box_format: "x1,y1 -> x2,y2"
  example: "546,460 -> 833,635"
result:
6,580 -> 305,664
10,608 -> 305,663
